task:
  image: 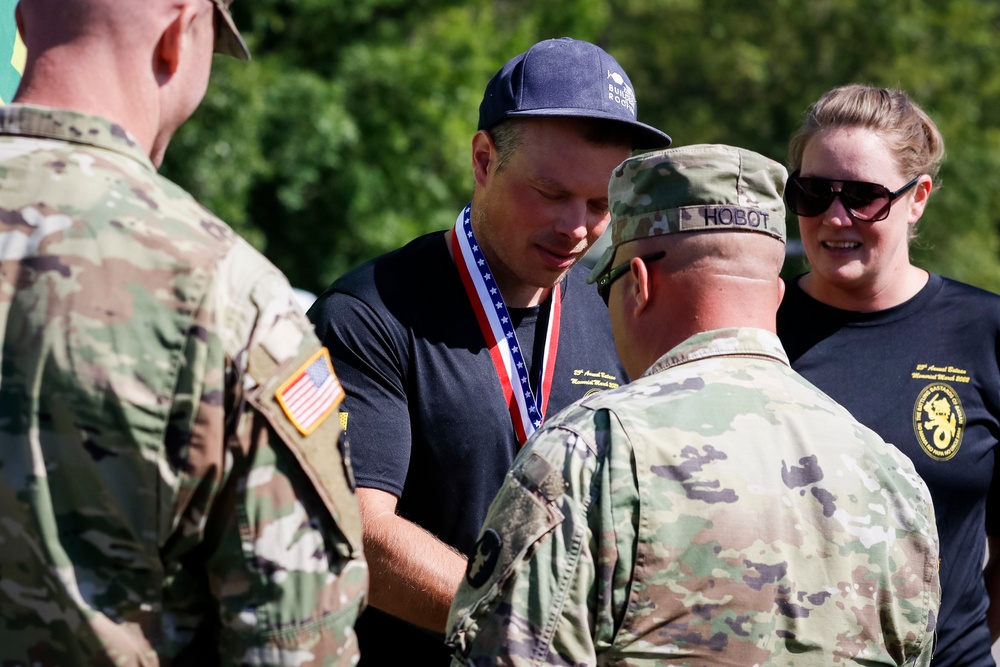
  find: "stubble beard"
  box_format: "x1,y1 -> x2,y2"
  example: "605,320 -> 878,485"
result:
472,206 -> 576,297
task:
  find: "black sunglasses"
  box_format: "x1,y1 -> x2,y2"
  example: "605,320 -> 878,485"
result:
784,171 -> 919,222
595,250 -> 666,306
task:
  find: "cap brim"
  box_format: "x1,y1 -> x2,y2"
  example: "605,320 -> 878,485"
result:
505,108 -> 671,150
214,5 -> 250,61
586,246 -> 617,284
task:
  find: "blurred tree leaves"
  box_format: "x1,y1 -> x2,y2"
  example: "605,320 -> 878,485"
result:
162,0 -> 1000,293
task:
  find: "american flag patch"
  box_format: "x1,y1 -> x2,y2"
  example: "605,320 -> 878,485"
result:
275,349 -> 343,436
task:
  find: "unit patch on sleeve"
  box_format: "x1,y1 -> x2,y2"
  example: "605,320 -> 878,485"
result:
466,528 -> 503,588
275,348 -> 344,436
912,382 -> 965,461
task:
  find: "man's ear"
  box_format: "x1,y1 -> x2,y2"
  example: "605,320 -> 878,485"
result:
471,130 -> 496,190
153,3 -> 199,83
777,276 -> 786,308
629,256 -> 652,317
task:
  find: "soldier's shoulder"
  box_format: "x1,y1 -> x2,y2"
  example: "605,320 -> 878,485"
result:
516,399 -> 622,498
209,235 -> 314,362
531,401 -> 603,453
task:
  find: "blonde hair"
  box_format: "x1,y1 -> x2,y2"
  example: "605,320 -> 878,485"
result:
788,84 -> 944,182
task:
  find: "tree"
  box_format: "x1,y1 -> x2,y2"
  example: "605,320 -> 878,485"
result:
162,0 -> 1000,293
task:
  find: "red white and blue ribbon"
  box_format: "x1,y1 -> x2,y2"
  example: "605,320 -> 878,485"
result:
452,204 -> 561,445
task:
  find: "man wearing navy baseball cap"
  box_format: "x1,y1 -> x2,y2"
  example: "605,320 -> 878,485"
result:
308,37 -> 670,666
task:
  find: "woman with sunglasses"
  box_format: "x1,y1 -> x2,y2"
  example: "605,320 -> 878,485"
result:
776,83 -> 1000,666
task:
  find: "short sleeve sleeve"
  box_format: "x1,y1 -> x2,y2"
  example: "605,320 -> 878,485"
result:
308,287 -> 413,496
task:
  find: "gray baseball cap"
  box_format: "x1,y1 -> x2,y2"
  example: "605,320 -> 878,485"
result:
588,144 -> 787,282
212,0 -> 250,61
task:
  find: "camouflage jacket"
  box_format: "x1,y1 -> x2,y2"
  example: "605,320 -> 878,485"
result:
447,328 -> 939,666
0,105 -> 367,666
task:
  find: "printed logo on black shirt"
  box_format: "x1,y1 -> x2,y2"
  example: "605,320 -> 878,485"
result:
570,368 -> 621,390
912,382 -> 966,461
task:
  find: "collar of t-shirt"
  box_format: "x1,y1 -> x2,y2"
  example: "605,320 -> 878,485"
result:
508,296 -> 552,394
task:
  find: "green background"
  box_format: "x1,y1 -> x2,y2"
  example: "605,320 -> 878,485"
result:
163,0 -> 1000,296
4,1 -> 1000,296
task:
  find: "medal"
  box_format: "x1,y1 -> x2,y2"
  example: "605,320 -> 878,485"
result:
452,204 -> 561,445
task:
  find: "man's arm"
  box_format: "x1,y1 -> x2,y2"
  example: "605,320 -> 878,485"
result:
358,487 -> 466,632
309,280 -> 468,631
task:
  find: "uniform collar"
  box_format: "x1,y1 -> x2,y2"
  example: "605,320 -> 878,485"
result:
643,327 -> 789,378
0,104 -> 154,172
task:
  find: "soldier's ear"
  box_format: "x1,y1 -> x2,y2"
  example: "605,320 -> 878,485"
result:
630,256 -> 652,316
153,2 -> 200,80
777,276 -> 786,308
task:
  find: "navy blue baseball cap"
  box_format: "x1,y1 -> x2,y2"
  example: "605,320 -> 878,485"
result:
478,38 -> 671,150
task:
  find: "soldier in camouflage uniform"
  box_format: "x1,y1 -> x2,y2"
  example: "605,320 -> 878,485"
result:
447,144 -> 940,666
0,1 -> 367,664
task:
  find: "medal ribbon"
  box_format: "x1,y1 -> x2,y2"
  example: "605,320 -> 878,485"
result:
452,204 -> 561,445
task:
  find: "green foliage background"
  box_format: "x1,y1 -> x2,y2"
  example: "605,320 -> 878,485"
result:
160,0 -> 1000,295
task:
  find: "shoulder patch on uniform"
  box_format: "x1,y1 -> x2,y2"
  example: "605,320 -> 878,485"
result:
466,528 -> 503,588
275,348 -> 344,436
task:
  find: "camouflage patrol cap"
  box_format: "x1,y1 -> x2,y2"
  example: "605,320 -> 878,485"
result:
587,144 -> 787,283
212,0 -> 250,61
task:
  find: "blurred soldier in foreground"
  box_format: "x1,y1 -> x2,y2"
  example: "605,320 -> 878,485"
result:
447,144 -> 940,665
0,0 -> 366,664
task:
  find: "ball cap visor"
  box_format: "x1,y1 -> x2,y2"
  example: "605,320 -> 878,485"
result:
212,0 -> 250,61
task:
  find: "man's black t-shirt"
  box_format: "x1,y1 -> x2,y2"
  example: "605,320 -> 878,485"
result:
309,231 -> 626,665
777,273 -> 1000,667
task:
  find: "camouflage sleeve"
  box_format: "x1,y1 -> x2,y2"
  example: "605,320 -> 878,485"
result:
172,237 -> 367,665
446,406 -> 636,666
591,409 -> 638,657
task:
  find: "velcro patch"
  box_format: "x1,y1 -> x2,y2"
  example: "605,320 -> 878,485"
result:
275,348 -> 344,436
466,528 -> 503,588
